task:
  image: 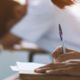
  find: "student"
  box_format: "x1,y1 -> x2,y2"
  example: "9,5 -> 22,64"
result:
1,0 -> 80,62
0,0 -> 59,50
0,0 -> 78,52
35,0 -> 80,75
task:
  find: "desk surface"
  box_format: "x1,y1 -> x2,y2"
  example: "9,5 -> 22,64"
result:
4,73 -> 80,80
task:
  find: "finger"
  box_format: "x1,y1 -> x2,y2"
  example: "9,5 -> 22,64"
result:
65,48 -> 75,52
35,62 -> 79,74
35,63 -> 54,73
35,67 -> 50,73
52,47 -> 63,58
46,67 -> 72,75
63,59 -> 80,64
45,63 -> 77,74
57,52 -> 80,62
34,67 -> 58,73
52,47 -> 74,58
35,63 -> 68,73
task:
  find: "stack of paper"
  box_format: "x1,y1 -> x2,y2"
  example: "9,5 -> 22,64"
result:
10,62 -> 45,74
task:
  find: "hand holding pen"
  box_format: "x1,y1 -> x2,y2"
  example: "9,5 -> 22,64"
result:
52,24 -> 66,63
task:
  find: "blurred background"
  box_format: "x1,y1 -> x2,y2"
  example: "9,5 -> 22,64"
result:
0,51 -> 51,79
0,0 -> 53,79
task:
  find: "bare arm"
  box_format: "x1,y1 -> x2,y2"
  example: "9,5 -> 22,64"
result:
0,33 -> 22,48
51,0 -> 75,9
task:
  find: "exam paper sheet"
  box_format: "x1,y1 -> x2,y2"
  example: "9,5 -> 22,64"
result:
10,62 -> 45,74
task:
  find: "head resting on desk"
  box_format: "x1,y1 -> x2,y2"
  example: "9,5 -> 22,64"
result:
51,0 -> 76,9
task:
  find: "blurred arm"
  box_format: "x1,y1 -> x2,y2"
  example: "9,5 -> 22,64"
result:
51,0 -> 75,9
0,33 -> 21,48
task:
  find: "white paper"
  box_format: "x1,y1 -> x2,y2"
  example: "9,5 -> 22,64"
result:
10,66 -> 19,71
10,62 -> 45,74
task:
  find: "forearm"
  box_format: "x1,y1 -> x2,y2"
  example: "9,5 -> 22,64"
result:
0,33 -> 22,48
51,0 -> 75,9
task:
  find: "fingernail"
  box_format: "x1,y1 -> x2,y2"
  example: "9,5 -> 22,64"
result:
34,68 -> 42,72
46,70 -> 54,74
46,70 -> 51,73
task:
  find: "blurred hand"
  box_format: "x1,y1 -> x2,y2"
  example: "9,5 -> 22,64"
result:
0,33 -> 21,49
51,0 -> 76,9
52,47 -> 80,63
35,62 -> 80,75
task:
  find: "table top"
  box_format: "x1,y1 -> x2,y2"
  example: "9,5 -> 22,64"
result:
4,73 -> 80,80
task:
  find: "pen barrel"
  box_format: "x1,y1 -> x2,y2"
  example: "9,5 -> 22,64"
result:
61,41 -> 66,54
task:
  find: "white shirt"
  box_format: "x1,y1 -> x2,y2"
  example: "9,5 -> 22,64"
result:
11,0 -> 80,52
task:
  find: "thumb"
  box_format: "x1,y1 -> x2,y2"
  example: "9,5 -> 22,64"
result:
52,47 -> 74,58
52,47 -> 63,58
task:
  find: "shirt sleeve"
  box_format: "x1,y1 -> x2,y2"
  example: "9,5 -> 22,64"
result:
10,0 -> 55,43
10,14 -> 53,43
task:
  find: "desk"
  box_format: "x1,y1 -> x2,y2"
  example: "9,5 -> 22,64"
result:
2,45 -> 49,62
4,73 -> 80,80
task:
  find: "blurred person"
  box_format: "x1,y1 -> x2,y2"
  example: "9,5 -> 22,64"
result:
1,0 -> 76,52
0,0 -> 57,50
1,0 -> 80,62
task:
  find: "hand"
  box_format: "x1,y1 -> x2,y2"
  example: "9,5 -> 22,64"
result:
0,44 -> 4,51
52,47 -> 80,63
35,47 -> 80,74
0,33 -> 21,48
35,62 -> 80,75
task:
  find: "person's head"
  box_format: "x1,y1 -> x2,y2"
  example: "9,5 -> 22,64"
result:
0,0 -> 28,37
51,0 -> 75,9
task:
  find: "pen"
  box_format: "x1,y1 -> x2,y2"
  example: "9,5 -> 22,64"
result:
59,24 -> 66,54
